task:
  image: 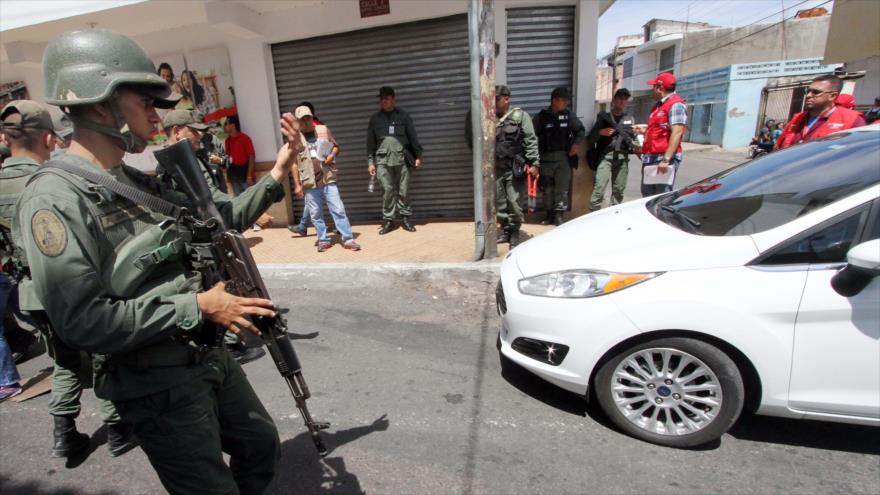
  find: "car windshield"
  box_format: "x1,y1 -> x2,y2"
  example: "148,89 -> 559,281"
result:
648,130 -> 880,236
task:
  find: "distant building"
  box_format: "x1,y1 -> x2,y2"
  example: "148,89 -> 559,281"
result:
617,14 -> 831,123
823,0 -> 879,109
596,33 -> 642,111
675,58 -> 840,148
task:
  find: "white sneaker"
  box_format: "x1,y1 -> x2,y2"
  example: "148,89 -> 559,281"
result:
252,224 -> 262,232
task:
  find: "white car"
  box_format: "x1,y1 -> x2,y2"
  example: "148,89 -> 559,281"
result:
497,125 -> 880,447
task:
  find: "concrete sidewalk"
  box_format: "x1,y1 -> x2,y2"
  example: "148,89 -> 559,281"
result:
247,219 -> 555,264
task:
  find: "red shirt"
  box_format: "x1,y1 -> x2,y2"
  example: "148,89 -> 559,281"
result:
776,106 -> 866,150
224,132 -> 255,167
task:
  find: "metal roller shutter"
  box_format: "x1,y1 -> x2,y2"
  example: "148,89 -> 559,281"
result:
506,6 -> 575,117
271,15 -> 471,222
763,88 -> 794,126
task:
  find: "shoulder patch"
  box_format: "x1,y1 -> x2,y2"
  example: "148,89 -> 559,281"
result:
31,209 -> 67,257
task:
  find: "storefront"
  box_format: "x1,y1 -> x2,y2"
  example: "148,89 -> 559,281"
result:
1,0 -> 610,222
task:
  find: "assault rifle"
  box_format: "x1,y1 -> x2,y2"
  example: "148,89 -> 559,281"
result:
154,140 -> 330,456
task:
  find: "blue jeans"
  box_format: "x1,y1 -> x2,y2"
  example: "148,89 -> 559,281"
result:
297,202 -> 313,229
641,153 -> 682,197
303,183 -> 353,242
0,273 -> 21,387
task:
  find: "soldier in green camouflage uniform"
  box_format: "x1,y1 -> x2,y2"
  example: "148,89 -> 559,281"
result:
493,86 -> 539,248
533,87 -> 586,226
1,100 -> 135,458
15,30 -> 301,493
366,86 -> 423,234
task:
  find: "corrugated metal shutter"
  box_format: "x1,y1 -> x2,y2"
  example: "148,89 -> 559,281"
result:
506,6 -> 575,116
270,15 -> 471,222
762,88 -> 794,126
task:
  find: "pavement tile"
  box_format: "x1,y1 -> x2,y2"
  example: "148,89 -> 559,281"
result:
247,219 -> 555,264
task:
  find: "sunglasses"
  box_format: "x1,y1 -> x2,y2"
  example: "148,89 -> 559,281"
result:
806,88 -> 831,96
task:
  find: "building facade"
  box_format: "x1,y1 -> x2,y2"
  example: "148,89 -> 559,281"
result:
1,0 -> 613,222
617,14 -> 831,124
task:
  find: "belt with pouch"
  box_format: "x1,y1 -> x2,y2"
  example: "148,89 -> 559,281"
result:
110,342 -> 213,371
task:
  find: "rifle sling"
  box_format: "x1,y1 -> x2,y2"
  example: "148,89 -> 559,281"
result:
44,160 -> 184,221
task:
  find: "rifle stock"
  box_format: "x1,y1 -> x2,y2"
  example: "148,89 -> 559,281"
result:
153,141 -> 330,456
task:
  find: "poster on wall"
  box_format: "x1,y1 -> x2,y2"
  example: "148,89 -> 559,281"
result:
153,45 -> 236,121
125,46 -> 237,171
0,81 -> 30,108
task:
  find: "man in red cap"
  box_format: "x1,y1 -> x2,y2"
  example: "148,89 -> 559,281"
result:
640,72 -> 687,196
775,75 -> 866,150
835,93 -> 856,110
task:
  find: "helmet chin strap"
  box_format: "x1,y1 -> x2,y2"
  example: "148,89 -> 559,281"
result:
64,96 -> 148,154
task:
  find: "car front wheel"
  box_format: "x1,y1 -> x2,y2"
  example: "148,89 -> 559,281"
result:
595,337 -> 744,448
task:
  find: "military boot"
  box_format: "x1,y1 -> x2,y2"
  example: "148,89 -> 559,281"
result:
541,211 -> 555,225
51,415 -> 90,458
379,220 -> 395,235
401,217 -> 417,232
509,229 -> 522,248
496,229 -> 510,244
554,211 -> 565,226
107,422 -> 138,457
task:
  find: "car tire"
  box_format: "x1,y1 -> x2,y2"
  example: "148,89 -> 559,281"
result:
595,337 -> 744,448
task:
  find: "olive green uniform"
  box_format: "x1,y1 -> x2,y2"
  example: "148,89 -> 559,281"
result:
533,108 -> 586,212
16,153 -> 285,494
366,108 -> 423,220
495,108 -> 539,231
0,156 -> 119,424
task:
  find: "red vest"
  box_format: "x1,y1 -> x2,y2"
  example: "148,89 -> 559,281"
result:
776,106 -> 864,150
644,93 -> 686,155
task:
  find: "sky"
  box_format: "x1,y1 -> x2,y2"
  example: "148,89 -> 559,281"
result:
597,0 -> 835,59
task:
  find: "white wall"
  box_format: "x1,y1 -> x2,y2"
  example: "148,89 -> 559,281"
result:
226,39 -> 280,162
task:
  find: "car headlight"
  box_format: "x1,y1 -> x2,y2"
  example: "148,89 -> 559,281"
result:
517,270 -> 659,298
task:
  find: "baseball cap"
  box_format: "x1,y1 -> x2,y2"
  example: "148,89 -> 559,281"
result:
647,72 -> 676,88
52,112 -> 74,138
551,87 -> 571,100
496,85 -> 511,97
163,109 -> 209,130
294,105 -> 313,119
835,93 -> 856,109
0,100 -> 54,131
378,86 -> 395,98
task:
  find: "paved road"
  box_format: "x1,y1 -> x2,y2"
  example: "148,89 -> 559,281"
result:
604,146 -> 749,207
2,267 -> 878,495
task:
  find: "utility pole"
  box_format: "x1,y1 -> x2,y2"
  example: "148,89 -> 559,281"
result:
468,0 -> 497,260
779,0 -> 787,60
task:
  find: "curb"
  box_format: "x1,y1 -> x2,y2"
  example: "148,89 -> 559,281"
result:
258,261 -> 502,288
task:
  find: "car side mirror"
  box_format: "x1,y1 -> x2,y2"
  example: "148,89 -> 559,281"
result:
831,239 -> 880,297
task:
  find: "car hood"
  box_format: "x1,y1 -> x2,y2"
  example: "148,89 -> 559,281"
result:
513,199 -> 760,277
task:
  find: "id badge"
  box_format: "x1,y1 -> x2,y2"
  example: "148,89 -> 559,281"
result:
388,125 -> 395,134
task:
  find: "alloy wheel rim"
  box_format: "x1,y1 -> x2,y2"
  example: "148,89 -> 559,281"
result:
609,347 -> 722,436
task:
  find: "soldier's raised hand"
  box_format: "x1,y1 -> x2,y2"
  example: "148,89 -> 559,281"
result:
270,113 -> 302,182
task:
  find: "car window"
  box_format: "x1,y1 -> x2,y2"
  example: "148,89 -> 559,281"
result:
759,208 -> 867,265
648,131 -> 880,236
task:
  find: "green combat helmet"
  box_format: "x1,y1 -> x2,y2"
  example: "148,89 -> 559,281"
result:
42,29 -> 180,153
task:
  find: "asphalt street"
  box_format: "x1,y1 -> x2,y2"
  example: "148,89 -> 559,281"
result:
2,264 -> 879,495
1,149 -> 878,495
